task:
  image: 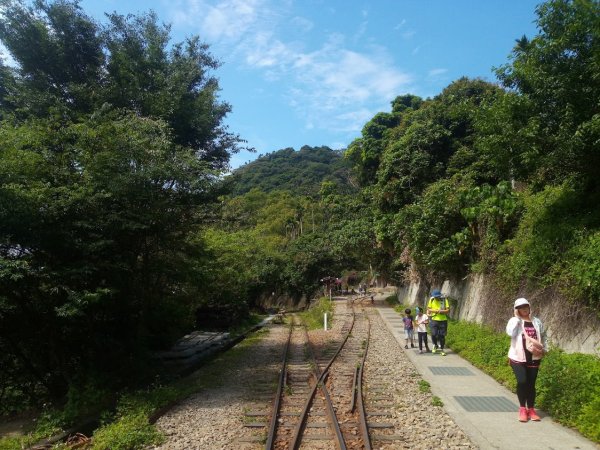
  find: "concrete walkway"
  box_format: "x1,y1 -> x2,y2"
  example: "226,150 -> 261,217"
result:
375,303 -> 598,450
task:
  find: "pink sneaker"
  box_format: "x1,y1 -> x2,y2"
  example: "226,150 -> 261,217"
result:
528,408 -> 541,421
519,407 -> 528,422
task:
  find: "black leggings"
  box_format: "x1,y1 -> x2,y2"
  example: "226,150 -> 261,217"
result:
510,363 -> 539,408
418,332 -> 429,350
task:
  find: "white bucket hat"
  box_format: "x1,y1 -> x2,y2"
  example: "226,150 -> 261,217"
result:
514,297 -> 530,308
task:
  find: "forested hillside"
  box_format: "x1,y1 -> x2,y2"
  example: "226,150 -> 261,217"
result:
229,145 -> 355,196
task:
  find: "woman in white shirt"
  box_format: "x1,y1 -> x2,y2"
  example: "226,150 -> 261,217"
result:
506,297 -> 548,422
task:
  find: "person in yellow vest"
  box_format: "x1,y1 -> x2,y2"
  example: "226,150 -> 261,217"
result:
427,289 -> 450,356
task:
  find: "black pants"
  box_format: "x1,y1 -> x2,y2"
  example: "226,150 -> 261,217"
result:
418,332 -> 429,351
430,319 -> 448,349
510,362 -> 539,408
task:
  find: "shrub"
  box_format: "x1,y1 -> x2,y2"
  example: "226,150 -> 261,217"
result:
556,230 -> 600,310
92,413 -> 163,450
300,297 -> 333,329
446,320 -> 514,389
385,294 -> 399,305
536,350 -> 600,439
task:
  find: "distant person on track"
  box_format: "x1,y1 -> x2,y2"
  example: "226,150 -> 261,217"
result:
506,297 -> 547,422
414,307 -> 430,354
402,308 -> 415,349
427,289 -> 450,356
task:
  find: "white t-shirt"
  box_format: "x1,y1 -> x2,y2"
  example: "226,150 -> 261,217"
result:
415,313 -> 429,332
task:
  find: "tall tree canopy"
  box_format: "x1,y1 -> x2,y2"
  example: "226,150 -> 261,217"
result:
0,0 -> 242,405
485,0 -> 600,186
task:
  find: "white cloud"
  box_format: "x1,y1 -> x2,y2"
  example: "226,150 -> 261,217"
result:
169,0 -> 412,135
291,16 -> 313,33
269,34 -> 412,133
394,19 -> 406,30
170,0 -> 268,42
245,34 -> 294,68
428,68 -> 448,78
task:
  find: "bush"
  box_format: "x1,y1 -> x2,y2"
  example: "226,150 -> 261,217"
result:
300,297 -> 333,329
446,320 -> 514,389
92,413 -> 163,450
447,320 -> 600,443
385,294 -> 399,306
537,350 -> 600,440
557,230 -> 600,310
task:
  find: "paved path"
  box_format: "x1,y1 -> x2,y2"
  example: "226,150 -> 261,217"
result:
375,303 -> 598,450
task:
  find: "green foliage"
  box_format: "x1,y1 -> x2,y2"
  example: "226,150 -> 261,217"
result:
393,303 -> 410,314
459,181 -> 522,269
1,0 -> 600,434
418,379 -> 431,393
0,0 -> 241,409
496,182 -> 600,305
300,297 -> 334,330
431,396 -> 444,407
208,185 -> 380,303
537,350 -> 600,440
399,178 -> 469,276
557,230 -> 600,307
448,320 -> 600,443
493,0 -> 600,186
446,320 -> 514,388
346,95 -> 423,186
92,413 -> 163,450
375,78 -> 502,212
385,295 -> 400,306
230,146 -> 354,197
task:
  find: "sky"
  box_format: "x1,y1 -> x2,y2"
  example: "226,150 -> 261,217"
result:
9,0 -> 543,169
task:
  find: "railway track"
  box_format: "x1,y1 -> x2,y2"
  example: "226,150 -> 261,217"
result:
235,296 -> 405,449
245,297 -> 376,450
156,295 -> 475,449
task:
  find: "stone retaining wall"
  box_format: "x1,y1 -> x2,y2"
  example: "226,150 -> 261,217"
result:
397,273 -> 600,355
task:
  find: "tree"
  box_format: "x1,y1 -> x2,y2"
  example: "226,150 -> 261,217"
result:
491,0 -> 600,186
0,0 -> 104,117
345,97 -> 422,186
0,0 -> 243,168
103,11 -> 239,169
374,78 -> 501,212
0,0 -> 241,408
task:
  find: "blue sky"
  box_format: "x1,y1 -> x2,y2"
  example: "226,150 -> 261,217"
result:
15,0 -> 543,168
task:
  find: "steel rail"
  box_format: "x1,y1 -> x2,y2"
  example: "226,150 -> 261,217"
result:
356,314 -> 372,450
289,308 -> 356,450
265,320 -> 294,450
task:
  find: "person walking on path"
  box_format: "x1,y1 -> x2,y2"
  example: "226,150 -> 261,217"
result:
506,297 -> 547,422
402,308 -> 415,349
427,289 -> 450,356
414,307 -> 430,353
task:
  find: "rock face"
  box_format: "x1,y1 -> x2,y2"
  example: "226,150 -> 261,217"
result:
397,273 -> 600,355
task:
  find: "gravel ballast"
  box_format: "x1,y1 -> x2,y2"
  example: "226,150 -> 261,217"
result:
150,300 -> 477,449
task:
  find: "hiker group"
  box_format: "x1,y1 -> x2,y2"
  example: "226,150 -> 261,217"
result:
401,291 -> 549,423
402,289 -> 450,356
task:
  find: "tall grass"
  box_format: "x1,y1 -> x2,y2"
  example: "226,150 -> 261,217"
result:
299,297 -> 334,329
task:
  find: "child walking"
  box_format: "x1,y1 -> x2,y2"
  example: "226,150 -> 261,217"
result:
403,308 -> 415,349
415,307 -> 431,353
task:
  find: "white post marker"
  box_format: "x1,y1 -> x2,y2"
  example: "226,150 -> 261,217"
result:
324,312 -> 328,331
